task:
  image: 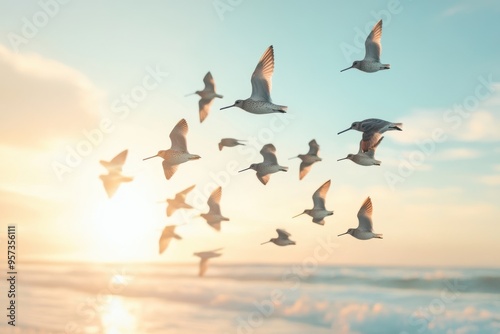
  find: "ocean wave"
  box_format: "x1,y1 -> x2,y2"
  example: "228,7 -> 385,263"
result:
21,263 -> 500,295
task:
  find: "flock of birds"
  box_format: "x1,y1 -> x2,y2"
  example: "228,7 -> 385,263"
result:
98,19 -> 403,276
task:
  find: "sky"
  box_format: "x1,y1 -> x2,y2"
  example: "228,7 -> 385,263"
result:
0,0 -> 499,267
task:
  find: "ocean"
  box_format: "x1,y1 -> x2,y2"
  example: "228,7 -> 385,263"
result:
1,262 -> 499,334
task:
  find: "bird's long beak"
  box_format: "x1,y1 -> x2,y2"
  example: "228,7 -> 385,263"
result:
337,127 -> 351,135
220,104 -> 235,110
337,157 -> 348,161
288,156 -> 298,160
261,240 -> 271,245
238,167 -> 251,173
337,232 -> 349,237
156,200 -> 166,204
340,66 -> 353,72
143,155 -> 158,161
292,212 -> 304,218
185,92 -> 196,97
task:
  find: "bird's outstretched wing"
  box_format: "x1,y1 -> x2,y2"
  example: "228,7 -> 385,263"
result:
169,119 -> 188,151
100,149 -> 128,172
312,218 -> 326,226
175,185 -> 196,201
307,140 -> 319,156
162,160 -> 178,180
199,258 -> 209,277
299,162 -> 313,180
364,20 -> 383,62
203,72 -> 215,92
257,173 -> 270,185
364,136 -> 384,158
100,171 -> 132,198
198,98 -> 213,123
260,144 -> 278,164
250,45 -> 274,102
209,221 -> 221,232
100,175 -> 120,198
207,187 -> 222,215
357,197 -> 374,232
159,225 -> 181,254
166,204 -> 176,217
312,180 -> 331,210
276,229 -> 291,239
361,132 -> 383,152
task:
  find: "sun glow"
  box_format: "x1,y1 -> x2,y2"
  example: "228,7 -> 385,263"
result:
89,183 -> 160,262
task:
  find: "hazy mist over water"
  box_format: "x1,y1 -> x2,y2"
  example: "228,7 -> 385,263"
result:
3,262 -> 499,334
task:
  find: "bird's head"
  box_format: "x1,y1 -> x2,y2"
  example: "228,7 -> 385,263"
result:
238,164 -> 257,173
143,150 -> 166,160
337,154 -> 354,162
338,121 -> 360,135
261,238 -> 274,245
340,61 -> 360,72
350,121 -> 362,130
220,100 -> 243,110
292,210 -> 307,218
338,228 -> 354,237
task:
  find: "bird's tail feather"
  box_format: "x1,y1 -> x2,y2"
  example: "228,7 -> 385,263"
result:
274,105 -> 287,113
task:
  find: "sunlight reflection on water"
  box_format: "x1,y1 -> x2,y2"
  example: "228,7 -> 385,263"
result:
100,296 -> 137,334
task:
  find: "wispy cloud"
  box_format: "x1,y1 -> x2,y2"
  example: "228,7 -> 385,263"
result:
393,82 -> 500,144
443,4 -> 469,17
0,45 -> 102,147
436,148 -> 481,160
442,0 -> 500,17
479,175 -> 500,186
479,164 -> 500,186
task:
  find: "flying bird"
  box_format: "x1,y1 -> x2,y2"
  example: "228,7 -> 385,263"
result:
293,180 -> 334,226
194,248 -> 223,277
337,118 -> 402,152
143,119 -> 201,180
161,185 -> 195,217
341,20 -> 390,73
218,138 -> 246,151
338,197 -> 383,240
186,72 -> 223,123
289,139 -> 322,180
239,144 -> 288,185
220,45 -> 287,114
200,187 -> 229,232
100,149 -> 128,172
158,225 -> 182,254
337,136 -> 384,166
99,170 -> 133,198
99,150 -> 133,198
261,229 -> 296,246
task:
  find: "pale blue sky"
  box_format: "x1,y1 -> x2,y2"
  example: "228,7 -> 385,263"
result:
0,1 -> 499,266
